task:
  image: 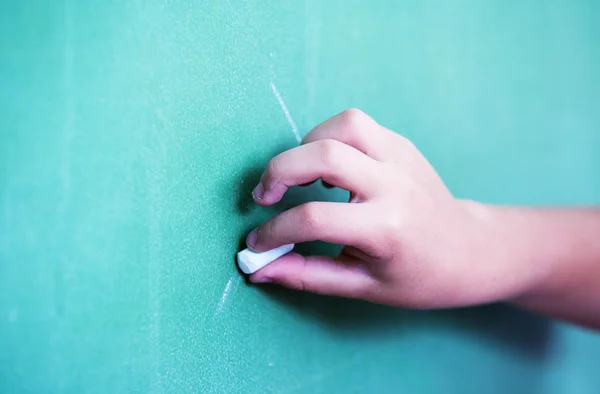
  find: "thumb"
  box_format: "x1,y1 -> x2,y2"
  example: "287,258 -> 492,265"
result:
249,253 -> 374,299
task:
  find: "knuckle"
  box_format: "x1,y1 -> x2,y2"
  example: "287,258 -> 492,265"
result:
397,134 -> 416,151
298,202 -> 324,233
290,277 -> 307,292
317,139 -> 344,169
339,108 -> 369,130
335,109 -> 377,153
338,108 -> 371,138
381,210 -> 404,245
291,258 -> 310,292
277,257 -> 310,292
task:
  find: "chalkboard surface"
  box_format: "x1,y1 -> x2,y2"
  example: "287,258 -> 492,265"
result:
1,1 -> 599,393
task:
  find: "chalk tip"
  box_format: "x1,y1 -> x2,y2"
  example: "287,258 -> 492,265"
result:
237,244 -> 295,274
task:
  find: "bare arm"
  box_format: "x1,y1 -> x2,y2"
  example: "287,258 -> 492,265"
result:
470,204 -> 600,329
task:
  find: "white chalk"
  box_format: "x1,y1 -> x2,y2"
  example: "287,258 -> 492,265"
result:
237,244 -> 295,274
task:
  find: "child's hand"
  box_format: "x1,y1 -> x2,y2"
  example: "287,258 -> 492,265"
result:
245,108 -> 505,309
244,108 -> 600,326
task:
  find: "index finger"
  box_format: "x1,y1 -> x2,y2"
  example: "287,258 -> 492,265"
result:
253,139 -> 381,206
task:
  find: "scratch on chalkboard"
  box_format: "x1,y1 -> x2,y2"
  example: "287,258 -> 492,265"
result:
213,276 -> 241,317
270,81 -> 302,143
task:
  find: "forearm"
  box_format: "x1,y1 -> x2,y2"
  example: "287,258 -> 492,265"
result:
465,201 -> 600,329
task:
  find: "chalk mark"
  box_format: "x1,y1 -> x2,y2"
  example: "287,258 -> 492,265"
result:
270,81 -> 301,143
213,276 -> 241,317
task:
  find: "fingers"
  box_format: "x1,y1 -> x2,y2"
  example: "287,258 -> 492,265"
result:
253,139 -> 381,205
302,108 -> 401,161
246,201 -> 379,255
249,253 -> 376,299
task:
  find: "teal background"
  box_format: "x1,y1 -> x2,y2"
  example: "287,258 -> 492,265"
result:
1,1 -> 599,393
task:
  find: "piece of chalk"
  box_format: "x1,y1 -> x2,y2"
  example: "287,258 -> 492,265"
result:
237,244 -> 295,274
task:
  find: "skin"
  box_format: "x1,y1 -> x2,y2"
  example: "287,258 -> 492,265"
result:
245,109 -> 600,330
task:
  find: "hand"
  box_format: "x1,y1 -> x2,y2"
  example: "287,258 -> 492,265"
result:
244,109 -> 523,308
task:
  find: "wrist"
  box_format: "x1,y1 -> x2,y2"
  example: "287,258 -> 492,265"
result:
456,200 -> 548,306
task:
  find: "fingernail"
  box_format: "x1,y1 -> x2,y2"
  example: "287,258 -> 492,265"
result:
252,276 -> 272,284
252,183 -> 264,201
246,228 -> 258,249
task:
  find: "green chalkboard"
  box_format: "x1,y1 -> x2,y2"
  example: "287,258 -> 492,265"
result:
1,1 -> 599,393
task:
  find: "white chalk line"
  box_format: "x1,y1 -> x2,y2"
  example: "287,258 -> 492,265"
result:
213,276 -> 240,317
270,81 -> 301,143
